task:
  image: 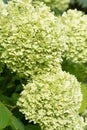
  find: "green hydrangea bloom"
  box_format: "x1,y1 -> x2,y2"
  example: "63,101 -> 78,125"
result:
0,0 -> 66,77
0,1 -> 6,73
33,0 -> 70,12
61,9 -> 87,63
0,0 -> 4,13
17,70 -> 84,130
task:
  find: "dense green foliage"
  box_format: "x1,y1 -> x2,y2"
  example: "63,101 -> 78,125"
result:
0,0 -> 87,130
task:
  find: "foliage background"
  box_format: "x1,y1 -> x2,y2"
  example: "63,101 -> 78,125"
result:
0,0 -> 87,130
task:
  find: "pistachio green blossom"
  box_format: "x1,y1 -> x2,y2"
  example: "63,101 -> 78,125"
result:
0,0 -> 66,77
17,70 -> 84,130
0,0 -> 4,12
61,9 -> 87,63
0,0 -> 7,15
0,1 -> 84,129
33,0 -> 70,12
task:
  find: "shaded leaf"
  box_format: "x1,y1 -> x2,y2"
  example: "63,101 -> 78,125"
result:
11,116 -> 25,130
0,102 -> 12,129
77,0 -> 87,8
25,124 -> 41,130
79,83 -> 87,112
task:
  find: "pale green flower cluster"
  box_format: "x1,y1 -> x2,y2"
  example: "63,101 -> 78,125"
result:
0,1 -> 6,73
0,0 -> 66,77
0,0 -> 4,13
33,0 -> 70,12
0,0 -> 85,129
0,0 -> 7,15
17,70 -> 84,130
61,9 -> 87,63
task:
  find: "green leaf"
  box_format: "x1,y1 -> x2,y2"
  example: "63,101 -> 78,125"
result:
0,94 -> 13,104
0,102 -> 12,130
3,126 -> 13,130
0,102 -> 25,130
77,0 -> 87,8
11,116 -> 25,130
25,124 -> 41,130
3,0 -> 10,4
79,83 -> 87,112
